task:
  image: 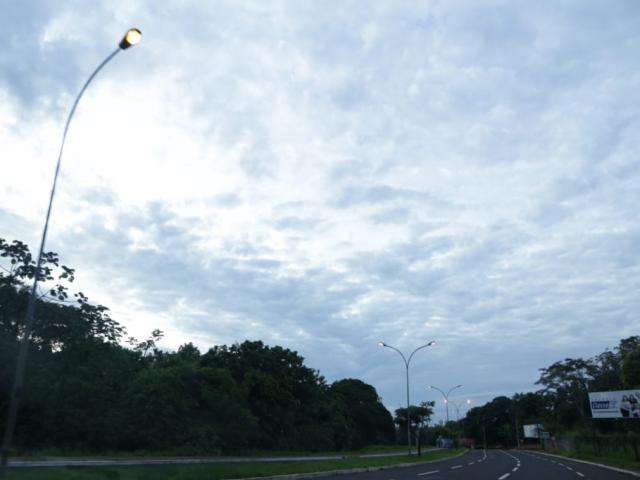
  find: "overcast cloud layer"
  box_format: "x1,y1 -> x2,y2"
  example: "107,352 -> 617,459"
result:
2,0 -> 639,420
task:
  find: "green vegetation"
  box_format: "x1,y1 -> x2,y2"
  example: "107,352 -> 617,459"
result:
457,335 -> 640,457
560,450 -> 640,472
0,238 -> 394,455
11,444 -> 411,460
539,433 -> 640,471
5,449 -> 466,480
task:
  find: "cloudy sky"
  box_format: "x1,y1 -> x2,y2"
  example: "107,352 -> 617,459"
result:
2,0 -> 639,420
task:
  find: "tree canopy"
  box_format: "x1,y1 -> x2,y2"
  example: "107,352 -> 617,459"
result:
459,336 -> 640,446
0,238 -> 395,453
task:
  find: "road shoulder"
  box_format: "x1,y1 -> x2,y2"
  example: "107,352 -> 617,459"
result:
524,449 -> 640,478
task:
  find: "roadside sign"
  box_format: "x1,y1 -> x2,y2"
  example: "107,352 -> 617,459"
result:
589,390 -> 640,419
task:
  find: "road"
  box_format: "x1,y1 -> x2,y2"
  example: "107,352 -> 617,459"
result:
332,449 -> 638,480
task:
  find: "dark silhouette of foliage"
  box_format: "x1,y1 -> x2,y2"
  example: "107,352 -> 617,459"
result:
459,336 -> 640,447
0,238 -> 395,454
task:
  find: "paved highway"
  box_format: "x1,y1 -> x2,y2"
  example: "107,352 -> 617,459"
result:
333,449 -> 637,480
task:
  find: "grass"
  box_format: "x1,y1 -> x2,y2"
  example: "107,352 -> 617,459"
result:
5,448 -> 466,480
10,444 -> 412,460
551,450 -> 640,472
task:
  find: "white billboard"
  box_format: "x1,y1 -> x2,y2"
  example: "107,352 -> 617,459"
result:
589,390 -> 640,419
523,424 -> 544,438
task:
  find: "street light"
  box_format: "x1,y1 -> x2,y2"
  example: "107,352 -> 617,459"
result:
452,399 -> 472,421
378,340 -> 436,455
0,28 -> 142,475
430,384 -> 463,423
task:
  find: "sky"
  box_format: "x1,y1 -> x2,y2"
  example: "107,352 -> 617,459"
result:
1,0 -> 639,422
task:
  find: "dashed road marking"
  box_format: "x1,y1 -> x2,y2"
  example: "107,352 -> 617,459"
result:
451,465 -> 462,469
577,472 -> 585,477
498,474 -> 510,480
468,461 -> 475,465
417,470 -> 439,476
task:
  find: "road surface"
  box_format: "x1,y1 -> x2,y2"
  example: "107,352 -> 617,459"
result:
332,449 -> 638,480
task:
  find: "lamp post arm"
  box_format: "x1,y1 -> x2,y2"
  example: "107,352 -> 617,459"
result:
447,385 -> 463,398
407,343 -> 431,365
0,47 -> 121,475
383,343 -> 408,368
431,385 -> 447,400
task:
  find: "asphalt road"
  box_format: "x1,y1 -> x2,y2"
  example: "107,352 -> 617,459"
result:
333,449 -> 638,480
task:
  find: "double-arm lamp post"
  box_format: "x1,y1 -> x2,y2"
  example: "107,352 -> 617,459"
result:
378,340 -> 436,455
429,384 -> 463,424
0,28 -> 142,476
451,399 -> 472,421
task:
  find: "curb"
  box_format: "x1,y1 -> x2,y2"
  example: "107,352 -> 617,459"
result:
234,450 -> 470,480
523,450 -> 640,478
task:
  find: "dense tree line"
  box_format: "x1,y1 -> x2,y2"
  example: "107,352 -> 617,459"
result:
459,336 -> 640,447
0,238 -> 394,453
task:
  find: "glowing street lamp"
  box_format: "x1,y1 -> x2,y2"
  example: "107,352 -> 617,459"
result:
120,28 -> 142,49
0,29 -> 142,475
452,399 -> 472,420
378,340 -> 436,455
430,384 -> 463,423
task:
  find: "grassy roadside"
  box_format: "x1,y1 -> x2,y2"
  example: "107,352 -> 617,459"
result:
6,448 -> 466,480
551,450 -> 640,473
9,444 -> 410,460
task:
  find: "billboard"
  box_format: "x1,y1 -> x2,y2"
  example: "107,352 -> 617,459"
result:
589,390 -> 640,419
523,424 -> 547,438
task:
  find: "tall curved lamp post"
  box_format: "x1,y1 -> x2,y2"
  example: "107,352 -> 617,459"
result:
378,340 -> 436,455
0,28 -> 142,474
452,399 -> 471,421
430,384 -> 462,423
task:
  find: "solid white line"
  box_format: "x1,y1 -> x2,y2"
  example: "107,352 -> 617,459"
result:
451,465 -> 462,469
498,474 -> 510,480
417,471 -> 439,476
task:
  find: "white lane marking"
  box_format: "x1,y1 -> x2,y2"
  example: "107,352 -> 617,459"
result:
512,467 -> 518,472
468,461 -> 475,465
498,474 -> 510,480
451,465 -> 462,469
417,471 -> 439,476
577,473 -> 585,477
566,466 -> 573,471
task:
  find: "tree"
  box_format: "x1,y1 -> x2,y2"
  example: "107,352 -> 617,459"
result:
0,237 -> 402,454
536,358 -> 597,431
623,349 -> 640,389
394,402 -> 434,450
331,379 -> 395,449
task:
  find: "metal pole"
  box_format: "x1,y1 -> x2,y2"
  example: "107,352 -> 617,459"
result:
445,398 -> 449,423
379,341 -> 435,457
483,424 -> 487,450
0,47 -> 122,476
405,361 -> 411,455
